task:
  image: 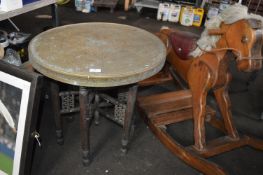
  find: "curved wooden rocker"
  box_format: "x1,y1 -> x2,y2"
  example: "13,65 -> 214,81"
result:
138,18 -> 263,175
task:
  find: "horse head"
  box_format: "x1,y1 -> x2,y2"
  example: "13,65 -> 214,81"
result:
224,18 -> 263,72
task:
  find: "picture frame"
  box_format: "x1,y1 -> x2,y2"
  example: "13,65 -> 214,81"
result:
0,61 -> 42,175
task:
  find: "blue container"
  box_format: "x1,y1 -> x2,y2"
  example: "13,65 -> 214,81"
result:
23,0 -> 40,5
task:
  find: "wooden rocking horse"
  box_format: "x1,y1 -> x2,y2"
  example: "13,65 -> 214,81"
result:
138,16 -> 263,175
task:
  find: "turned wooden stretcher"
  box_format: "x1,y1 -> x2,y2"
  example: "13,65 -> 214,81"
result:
138,18 -> 263,175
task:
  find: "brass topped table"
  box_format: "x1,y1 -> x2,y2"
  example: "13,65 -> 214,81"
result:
29,22 -> 166,165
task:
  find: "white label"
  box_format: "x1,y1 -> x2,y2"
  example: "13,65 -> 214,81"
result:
89,68 -> 101,73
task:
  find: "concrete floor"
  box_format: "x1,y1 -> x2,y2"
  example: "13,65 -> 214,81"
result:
1,2 -> 262,175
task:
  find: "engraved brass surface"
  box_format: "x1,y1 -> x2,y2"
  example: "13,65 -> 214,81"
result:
29,23 -> 166,87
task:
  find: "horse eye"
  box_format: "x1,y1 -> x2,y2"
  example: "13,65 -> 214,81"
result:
241,36 -> 249,43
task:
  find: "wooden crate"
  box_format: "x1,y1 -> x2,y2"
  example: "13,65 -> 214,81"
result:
93,0 -> 118,13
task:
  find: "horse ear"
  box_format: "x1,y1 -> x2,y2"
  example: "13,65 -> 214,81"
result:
247,18 -> 262,29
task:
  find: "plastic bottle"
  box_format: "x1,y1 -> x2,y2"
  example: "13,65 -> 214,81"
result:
82,0 -> 91,13
162,3 -> 170,21
75,0 -> 83,11
193,8 -> 204,27
180,6 -> 194,26
206,6 -> 219,24
157,3 -> 164,20
168,4 -> 181,23
219,0 -> 230,12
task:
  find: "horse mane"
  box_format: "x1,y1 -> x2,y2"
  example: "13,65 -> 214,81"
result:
190,3 -> 263,58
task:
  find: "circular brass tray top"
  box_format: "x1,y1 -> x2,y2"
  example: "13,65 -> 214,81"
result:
29,23 -> 166,87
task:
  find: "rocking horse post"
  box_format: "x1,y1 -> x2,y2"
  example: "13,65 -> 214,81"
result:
138,4 -> 263,174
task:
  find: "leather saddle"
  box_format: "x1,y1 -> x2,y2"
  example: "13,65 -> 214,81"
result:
169,30 -> 199,60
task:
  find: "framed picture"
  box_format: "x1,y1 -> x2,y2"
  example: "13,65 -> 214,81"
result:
0,61 -> 42,175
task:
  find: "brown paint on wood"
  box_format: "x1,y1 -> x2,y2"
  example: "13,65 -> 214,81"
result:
137,19 -> 263,175
152,106 -> 216,126
138,90 -> 191,107
187,136 -> 248,158
138,107 -> 227,175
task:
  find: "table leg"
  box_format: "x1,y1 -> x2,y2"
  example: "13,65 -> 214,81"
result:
50,81 -> 63,144
79,87 -> 93,166
94,94 -> 100,125
121,84 -> 138,153
124,0 -> 130,11
51,3 -> 59,27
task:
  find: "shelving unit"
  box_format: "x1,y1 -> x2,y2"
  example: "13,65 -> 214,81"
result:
0,0 -> 57,21
134,0 -> 199,13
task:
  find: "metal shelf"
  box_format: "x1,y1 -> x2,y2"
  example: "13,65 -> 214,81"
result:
134,0 -> 159,12
134,0 -> 198,12
0,0 -> 56,21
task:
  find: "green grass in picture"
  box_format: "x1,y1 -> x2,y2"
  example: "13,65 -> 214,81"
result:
0,152 -> 13,175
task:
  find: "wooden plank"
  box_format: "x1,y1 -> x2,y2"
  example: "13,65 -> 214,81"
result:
152,108 -> 193,126
187,136 -> 249,158
247,136 -> 263,151
0,0 -> 56,21
145,97 -> 192,117
137,90 -> 192,107
152,106 -> 216,126
138,71 -> 173,87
